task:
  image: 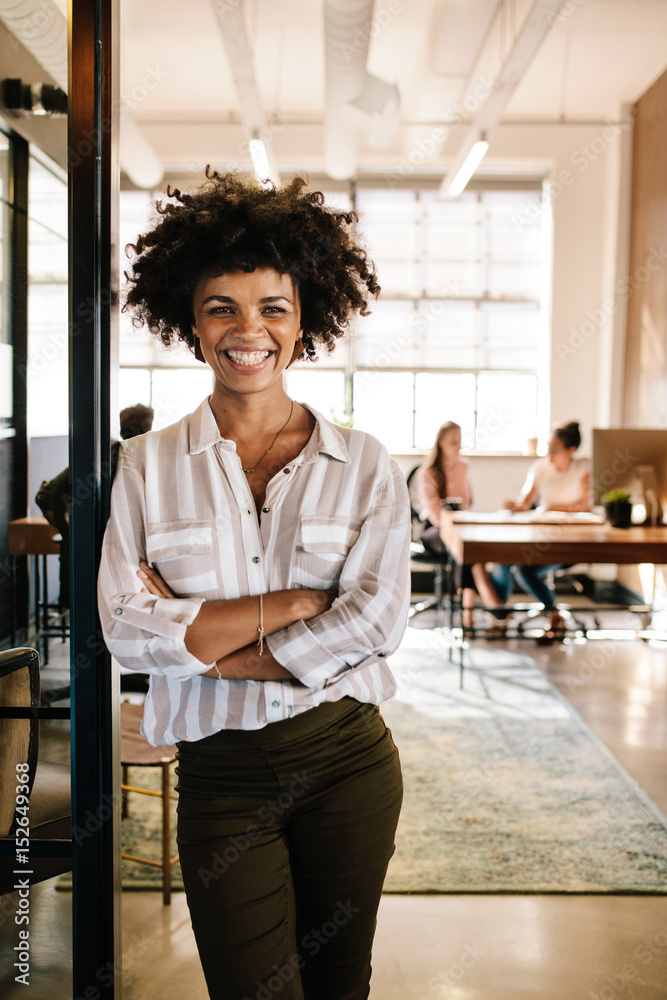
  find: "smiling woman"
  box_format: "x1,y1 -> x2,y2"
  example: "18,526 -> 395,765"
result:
98,168 -> 411,1000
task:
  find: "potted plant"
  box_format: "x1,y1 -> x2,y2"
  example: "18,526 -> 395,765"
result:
602,489 -> 633,528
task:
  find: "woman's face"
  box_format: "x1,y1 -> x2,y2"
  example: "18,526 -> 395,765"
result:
191,267 -> 302,397
439,427 -> 461,464
548,433 -> 576,470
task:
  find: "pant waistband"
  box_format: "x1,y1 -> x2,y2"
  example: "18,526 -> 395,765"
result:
177,697 -> 374,753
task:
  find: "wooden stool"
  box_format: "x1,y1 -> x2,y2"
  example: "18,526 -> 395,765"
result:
120,700 -> 178,905
8,516 -> 68,665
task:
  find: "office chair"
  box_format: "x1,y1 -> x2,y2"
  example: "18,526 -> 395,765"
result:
0,647 -> 71,895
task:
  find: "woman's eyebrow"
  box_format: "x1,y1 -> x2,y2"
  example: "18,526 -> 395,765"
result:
201,295 -> 293,305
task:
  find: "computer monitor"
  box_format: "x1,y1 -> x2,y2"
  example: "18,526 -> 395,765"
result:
592,428 -> 667,522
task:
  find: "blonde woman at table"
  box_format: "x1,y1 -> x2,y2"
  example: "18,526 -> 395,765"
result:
98,170 -> 411,1000
418,421 -> 509,634
493,420 -> 591,643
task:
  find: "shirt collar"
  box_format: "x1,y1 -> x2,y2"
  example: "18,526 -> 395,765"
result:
188,396 -> 350,464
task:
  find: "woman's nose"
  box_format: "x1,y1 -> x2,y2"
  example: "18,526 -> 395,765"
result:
235,309 -> 264,336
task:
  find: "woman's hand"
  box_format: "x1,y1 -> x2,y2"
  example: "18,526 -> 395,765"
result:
295,589 -> 337,620
137,561 -> 176,599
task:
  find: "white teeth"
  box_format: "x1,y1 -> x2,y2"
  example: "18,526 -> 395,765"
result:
226,350 -> 270,366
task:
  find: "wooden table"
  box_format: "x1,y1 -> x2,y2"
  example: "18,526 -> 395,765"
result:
440,510 -> 667,568
439,510 -> 667,683
8,516 -> 66,662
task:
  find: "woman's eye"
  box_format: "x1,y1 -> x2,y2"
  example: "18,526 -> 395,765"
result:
263,306 -> 286,314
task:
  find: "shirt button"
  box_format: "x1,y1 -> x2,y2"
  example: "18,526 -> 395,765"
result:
252,556 -> 260,564
272,700 -> 280,708
378,652 -> 386,657
283,467 -> 291,474
262,507 -> 270,513
114,608 -> 123,616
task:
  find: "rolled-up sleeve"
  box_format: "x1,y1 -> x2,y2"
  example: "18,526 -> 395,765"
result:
97,445 -> 211,680
266,460 -> 411,689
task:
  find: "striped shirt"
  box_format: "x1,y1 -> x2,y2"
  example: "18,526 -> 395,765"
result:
98,397 -> 411,745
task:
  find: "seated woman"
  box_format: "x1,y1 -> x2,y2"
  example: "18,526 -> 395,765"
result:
418,420 -> 509,633
493,420 -> 590,642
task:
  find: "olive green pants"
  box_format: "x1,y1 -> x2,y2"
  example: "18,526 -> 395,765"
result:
175,697 -> 403,1000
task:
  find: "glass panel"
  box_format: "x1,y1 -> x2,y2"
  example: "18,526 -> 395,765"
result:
151,368 -> 213,431
414,372 -> 476,451
357,189 -> 419,295
28,156 -> 68,436
28,158 -> 67,241
416,301 -> 479,369
305,338 -> 348,369
0,137 -> 9,352
319,190 -> 352,212
117,368 -> 152,415
475,372 -> 538,451
355,299 -> 416,368
284,369 -> 346,423
486,260 -> 541,300
480,301 -> 539,369
352,371 -> 414,452
373,259 -> 419,295
421,190 -> 480,260
119,191 -> 162,368
424,260 -> 480,298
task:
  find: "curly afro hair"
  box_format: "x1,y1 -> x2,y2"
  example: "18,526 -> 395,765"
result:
123,168 -> 380,361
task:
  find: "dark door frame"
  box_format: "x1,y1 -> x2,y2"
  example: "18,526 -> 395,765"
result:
69,1 -> 121,995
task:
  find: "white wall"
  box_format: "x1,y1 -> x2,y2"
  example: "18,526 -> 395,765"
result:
491,120 -> 633,449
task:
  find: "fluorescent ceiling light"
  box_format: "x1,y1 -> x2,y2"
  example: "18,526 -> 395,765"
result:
438,0 -> 566,198
446,137 -> 489,197
249,139 -> 274,189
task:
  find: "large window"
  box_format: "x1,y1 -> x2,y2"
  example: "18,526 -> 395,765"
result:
120,182 -> 551,451
26,154 -> 68,437
0,133 -> 10,425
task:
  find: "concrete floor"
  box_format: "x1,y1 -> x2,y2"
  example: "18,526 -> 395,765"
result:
1,629 -> 666,999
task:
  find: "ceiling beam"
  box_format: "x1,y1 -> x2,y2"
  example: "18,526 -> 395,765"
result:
440,0 -> 567,197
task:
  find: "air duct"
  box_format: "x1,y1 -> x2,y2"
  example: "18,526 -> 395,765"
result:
323,0 -> 376,180
211,0 -> 280,188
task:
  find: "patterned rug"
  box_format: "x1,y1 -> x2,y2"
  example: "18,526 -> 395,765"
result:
58,630 -> 667,895
382,627 -> 667,893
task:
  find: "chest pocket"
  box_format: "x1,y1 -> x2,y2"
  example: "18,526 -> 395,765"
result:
293,515 -> 361,589
145,519 -> 218,597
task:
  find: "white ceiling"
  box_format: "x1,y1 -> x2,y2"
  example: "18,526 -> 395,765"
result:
120,0 -> 667,179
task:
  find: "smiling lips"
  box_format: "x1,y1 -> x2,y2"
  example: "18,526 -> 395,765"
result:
225,349 -> 272,366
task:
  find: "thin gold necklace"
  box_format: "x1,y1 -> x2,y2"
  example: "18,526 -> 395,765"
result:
242,400 -> 295,475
